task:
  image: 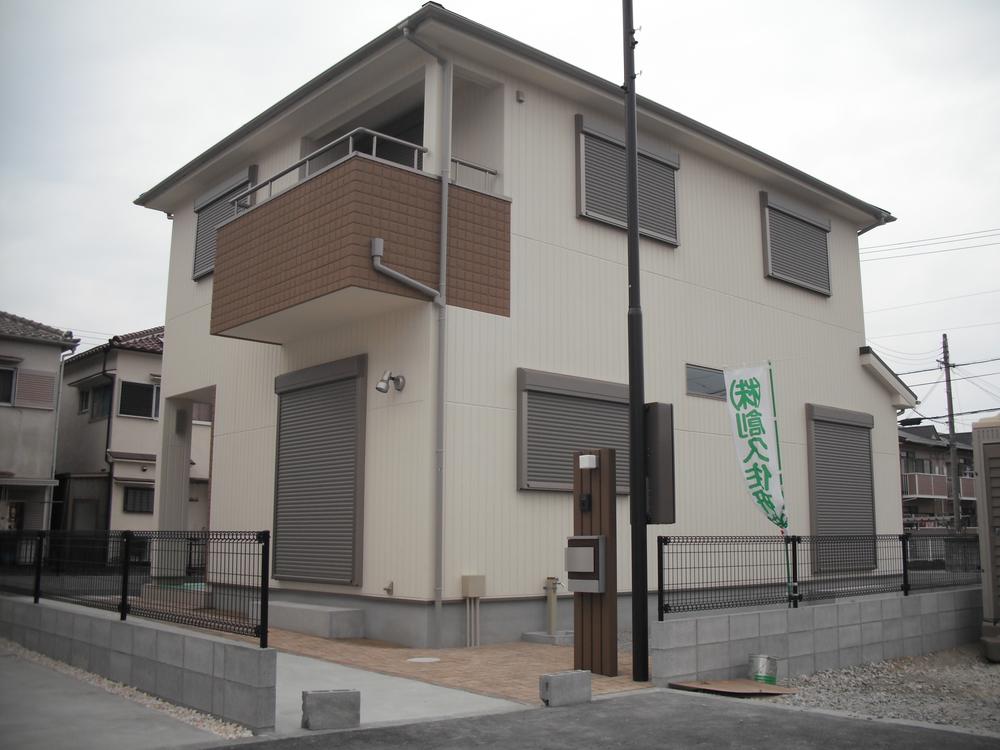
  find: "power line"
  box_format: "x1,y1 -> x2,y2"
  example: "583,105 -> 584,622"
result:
865,288 -> 1000,314
900,406 -> 999,420
860,227 -> 1000,250
859,232 -> 1000,255
909,370 -> 1000,387
897,356 -> 1000,375
868,320 -> 1000,340
860,240 -> 1000,263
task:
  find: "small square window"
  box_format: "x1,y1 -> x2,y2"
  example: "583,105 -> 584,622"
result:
123,486 -> 154,513
119,382 -> 160,419
78,389 -> 91,414
0,368 -> 14,405
686,364 -> 725,400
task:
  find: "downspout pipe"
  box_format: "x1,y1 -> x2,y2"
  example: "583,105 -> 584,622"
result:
371,239 -> 440,301
46,350 -> 68,530
402,24 -> 452,646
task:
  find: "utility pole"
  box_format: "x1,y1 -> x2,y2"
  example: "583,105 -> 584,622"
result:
622,0 -> 649,682
941,333 -> 962,531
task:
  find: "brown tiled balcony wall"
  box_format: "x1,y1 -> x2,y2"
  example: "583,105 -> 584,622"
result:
211,154 -> 510,337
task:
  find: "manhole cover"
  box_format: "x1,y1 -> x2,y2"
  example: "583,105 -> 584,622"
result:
406,657 -> 441,663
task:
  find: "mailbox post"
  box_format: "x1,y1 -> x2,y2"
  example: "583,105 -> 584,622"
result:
566,448 -> 617,677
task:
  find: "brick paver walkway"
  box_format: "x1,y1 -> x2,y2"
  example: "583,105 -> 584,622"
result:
261,628 -> 649,705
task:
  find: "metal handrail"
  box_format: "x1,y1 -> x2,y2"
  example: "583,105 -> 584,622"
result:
450,156 -> 498,177
231,127 -> 428,210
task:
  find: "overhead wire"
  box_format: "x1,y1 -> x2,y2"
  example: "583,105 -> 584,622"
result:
859,232 -> 1000,255
868,321 -> 1000,339
864,289 -> 1000,314
860,240 -> 1000,262
860,226 -> 1000,250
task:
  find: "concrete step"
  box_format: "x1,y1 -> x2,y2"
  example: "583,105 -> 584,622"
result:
268,601 -> 365,639
983,636 -> 1000,663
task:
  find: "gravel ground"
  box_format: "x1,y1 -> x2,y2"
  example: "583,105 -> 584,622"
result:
772,644 -> 1000,736
0,637 -> 253,740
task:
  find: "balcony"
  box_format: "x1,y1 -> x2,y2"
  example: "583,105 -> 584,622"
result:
901,472 -> 975,500
210,130 -> 510,344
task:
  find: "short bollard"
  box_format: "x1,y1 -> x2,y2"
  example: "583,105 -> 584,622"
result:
301,689 -> 361,730
539,670 -> 591,707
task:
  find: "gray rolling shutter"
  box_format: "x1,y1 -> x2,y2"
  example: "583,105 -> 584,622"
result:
193,184 -> 246,279
274,377 -> 361,584
525,390 -> 629,491
812,419 -> 875,570
582,131 -> 678,244
766,206 -> 831,295
13,369 -> 56,410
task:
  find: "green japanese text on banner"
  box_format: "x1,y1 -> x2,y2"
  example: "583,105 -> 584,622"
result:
723,363 -> 787,530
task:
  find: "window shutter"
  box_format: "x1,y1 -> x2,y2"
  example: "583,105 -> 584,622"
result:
274,377 -> 362,585
193,184 -> 247,279
525,390 -> 629,491
765,203 -> 831,295
13,370 -> 56,410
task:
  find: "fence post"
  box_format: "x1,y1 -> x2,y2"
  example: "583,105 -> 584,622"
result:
788,535 -> 800,608
657,537 -> 665,622
119,531 -> 131,621
257,531 -> 270,649
33,531 -> 45,603
899,533 -> 910,596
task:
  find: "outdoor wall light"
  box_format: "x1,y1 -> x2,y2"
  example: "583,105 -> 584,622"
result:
375,370 -> 405,393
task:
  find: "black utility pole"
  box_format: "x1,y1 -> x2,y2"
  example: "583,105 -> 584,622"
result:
622,0 -> 649,682
941,334 -> 962,530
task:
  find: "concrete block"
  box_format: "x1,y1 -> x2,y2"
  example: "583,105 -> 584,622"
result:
860,600 -> 882,623
920,593 -> 940,614
760,610 -> 788,636
883,618 -> 902,642
72,615 -> 90,643
41,606 -> 57,633
760,634 -> 788,659
132,656 -> 157,693
109,651 -> 131,684
268,602 -> 364,639
883,639 -> 903,660
882,597 -> 902,620
838,624 -> 860,649
224,644 -> 276,688
815,627 -> 838,653
183,636 -> 214,675
10,624 -> 25,646
940,630 -> 960,649
901,595 -> 922,617
813,604 -> 837,629
862,643 -> 884,664
939,610 -> 957,631
921,613 -> 940,635
110,621 -> 133,654
302,689 -> 362,729
902,616 -> 922,638
213,679 -> 226,717
923,632 -> 944,654
838,646 -> 860,668
89,619 -> 111,649
788,654 -> 814,677
861,621 -> 883,645
730,613 -> 759,640
957,588 -> 981,609
156,631 -> 185,668
653,647 -> 696,678
776,658 -> 788,682
937,591 -> 955,612
156,663 -> 184,703
697,643 -> 730,672
787,608 -> 814,633
70,640 -> 90,671
903,636 -> 922,657
788,631 -> 814,658
522,630 -> 574,646
814,650 -> 838,672
837,602 -> 860,626
24,627 -> 39,652
20,605 -> 40,629
696,615 -> 729,644
213,642 -> 226,677
50,634 -> 70,663
657,618 -> 696,649
55,610 -> 73,638
224,681 -> 275,732
183,671 -> 214,713
90,647 -> 111,678
729,638 -> 761,668
132,626 -> 156,660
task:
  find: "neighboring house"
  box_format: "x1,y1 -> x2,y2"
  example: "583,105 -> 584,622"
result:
899,425 -> 976,529
54,327 -> 212,535
135,5 -> 915,647
0,312 -> 78,532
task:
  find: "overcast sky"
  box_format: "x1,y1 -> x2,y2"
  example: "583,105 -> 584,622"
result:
1,0 -> 997,429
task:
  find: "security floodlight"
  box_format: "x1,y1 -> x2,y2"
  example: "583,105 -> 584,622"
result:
375,370 -> 405,393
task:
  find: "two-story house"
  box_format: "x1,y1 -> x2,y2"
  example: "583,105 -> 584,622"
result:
0,312 -> 78,532
899,425 -> 976,528
54,326 -> 212,536
135,5 -> 915,647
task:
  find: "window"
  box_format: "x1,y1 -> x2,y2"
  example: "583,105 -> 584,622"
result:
760,191 -> 831,295
576,115 -> 679,245
807,404 -> 875,570
91,384 -> 111,419
119,382 -> 160,419
192,166 -> 257,279
686,364 -> 725,400
191,402 -> 214,423
0,367 -> 13,405
123,486 -> 154,513
78,389 -> 91,414
517,368 -> 629,492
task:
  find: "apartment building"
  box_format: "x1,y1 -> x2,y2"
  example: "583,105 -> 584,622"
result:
54,327 -> 212,534
136,5 -> 914,646
0,312 -> 78,532
899,425 -> 976,528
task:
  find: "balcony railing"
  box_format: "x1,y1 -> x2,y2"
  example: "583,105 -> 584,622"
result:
901,472 -> 975,499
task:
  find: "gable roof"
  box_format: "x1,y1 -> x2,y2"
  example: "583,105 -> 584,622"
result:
0,311 -> 79,350
65,326 -> 164,364
135,2 -> 894,229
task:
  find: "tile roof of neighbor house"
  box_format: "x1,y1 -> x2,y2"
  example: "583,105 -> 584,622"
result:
134,3 -> 894,228
0,311 -> 79,350
899,426 -> 973,452
65,325 -> 165,364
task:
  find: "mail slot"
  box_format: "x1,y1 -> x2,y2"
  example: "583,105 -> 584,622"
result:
565,535 -> 606,593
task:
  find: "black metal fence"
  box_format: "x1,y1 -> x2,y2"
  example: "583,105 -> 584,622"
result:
657,533 -> 981,618
0,530 -> 270,647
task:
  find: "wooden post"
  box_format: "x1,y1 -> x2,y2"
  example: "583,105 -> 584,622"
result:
573,448 -> 618,677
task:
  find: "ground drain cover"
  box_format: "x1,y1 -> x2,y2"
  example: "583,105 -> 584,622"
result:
406,657 -> 441,663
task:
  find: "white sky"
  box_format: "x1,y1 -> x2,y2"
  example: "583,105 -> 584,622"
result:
1,0 -> 998,429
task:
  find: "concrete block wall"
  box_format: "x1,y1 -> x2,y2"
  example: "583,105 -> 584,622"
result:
0,595 -> 276,733
652,587 -> 982,685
